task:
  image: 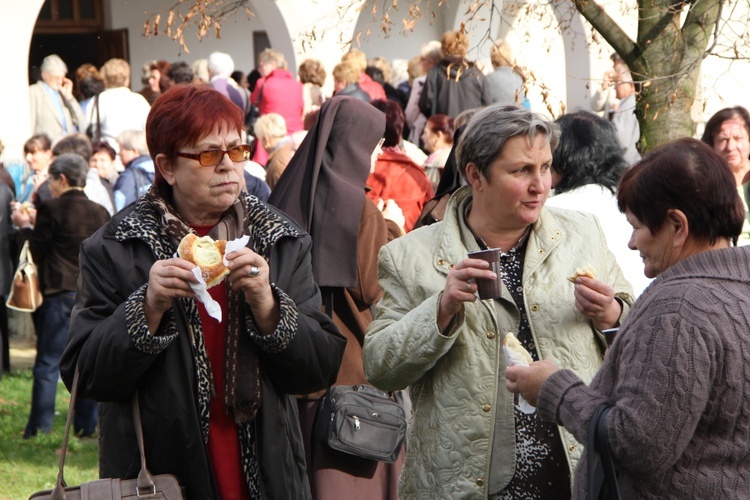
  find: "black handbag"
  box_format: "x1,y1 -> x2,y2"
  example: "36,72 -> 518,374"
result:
245,81 -> 265,135
588,404 -> 621,500
314,384 -> 407,463
314,291 -> 407,463
28,370 -> 185,500
85,94 -> 101,143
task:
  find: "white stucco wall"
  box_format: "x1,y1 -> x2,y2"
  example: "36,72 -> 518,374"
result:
110,0 -> 269,83
0,0 -> 44,163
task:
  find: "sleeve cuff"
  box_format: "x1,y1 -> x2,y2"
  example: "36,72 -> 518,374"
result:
537,368 -> 584,424
435,292 -> 464,338
247,283 -> 297,353
126,283 -> 178,354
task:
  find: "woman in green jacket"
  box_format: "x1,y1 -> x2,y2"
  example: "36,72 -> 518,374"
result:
363,104 -> 634,499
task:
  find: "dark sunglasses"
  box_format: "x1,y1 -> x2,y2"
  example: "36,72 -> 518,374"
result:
176,144 -> 252,167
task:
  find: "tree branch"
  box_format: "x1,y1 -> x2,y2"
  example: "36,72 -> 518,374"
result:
570,0 -> 637,65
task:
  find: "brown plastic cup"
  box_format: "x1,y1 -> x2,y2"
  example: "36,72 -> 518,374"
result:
467,248 -> 502,299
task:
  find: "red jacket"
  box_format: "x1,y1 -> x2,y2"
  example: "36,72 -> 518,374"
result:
366,150 -> 434,232
251,69 -> 304,133
359,73 -> 386,102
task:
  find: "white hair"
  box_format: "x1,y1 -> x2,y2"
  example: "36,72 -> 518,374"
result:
420,41 -> 443,65
41,54 -> 67,75
208,52 -> 235,78
117,130 -> 149,156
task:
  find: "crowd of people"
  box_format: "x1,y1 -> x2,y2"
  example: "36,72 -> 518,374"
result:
1,25 -> 750,500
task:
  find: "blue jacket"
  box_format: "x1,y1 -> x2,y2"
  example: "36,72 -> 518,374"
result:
114,155 -> 154,211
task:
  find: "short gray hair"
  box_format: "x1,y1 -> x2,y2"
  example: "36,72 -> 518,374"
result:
117,130 -> 149,156
258,49 -> 287,70
456,104 -> 560,180
208,52 -> 234,78
41,54 -> 67,75
49,153 -> 88,187
420,40 -> 443,65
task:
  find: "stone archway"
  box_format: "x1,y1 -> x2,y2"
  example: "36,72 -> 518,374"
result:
1,0 -> 45,158
249,0 -> 298,75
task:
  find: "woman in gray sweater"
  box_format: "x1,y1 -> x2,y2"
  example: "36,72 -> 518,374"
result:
507,137 -> 750,498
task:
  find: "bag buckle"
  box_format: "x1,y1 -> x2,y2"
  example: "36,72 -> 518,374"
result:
137,485 -> 156,498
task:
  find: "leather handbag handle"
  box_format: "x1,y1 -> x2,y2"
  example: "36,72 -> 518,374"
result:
48,370 -> 79,499
49,368 -> 155,499
20,240 -> 35,266
133,394 -> 157,495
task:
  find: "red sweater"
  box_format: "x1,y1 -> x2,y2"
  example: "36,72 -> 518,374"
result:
194,225 -> 250,500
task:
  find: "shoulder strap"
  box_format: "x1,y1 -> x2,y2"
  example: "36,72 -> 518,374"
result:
588,404 -> 621,500
253,79 -> 267,107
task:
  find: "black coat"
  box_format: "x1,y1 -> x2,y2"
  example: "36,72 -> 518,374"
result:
21,189 -> 110,294
60,191 -> 346,499
418,56 -> 492,119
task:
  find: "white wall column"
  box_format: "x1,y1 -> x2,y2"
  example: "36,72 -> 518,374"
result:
0,1 -> 44,162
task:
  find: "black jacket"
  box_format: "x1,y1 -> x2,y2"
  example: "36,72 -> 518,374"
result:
20,189 -> 109,294
418,56 -> 492,119
335,83 -> 371,103
61,191 -> 346,499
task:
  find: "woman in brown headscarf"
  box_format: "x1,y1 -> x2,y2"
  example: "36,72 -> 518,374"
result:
268,95 -> 405,499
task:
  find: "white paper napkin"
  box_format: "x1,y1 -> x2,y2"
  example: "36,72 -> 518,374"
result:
503,345 -> 537,414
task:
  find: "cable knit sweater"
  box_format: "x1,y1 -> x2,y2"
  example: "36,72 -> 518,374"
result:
538,246 -> 750,499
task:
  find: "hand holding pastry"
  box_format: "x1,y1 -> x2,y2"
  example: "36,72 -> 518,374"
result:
570,266 -> 621,331
144,258 -> 199,334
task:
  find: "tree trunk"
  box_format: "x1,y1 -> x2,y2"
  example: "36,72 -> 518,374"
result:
636,67 -> 701,152
572,0 -> 721,152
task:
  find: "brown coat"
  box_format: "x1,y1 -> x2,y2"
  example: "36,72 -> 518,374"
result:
265,142 -> 295,191
298,198 -> 404,500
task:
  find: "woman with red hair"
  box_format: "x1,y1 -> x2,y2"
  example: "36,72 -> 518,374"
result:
61,85 -> 345,499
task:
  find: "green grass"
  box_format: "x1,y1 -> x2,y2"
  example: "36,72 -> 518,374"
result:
0,370 -> 98,500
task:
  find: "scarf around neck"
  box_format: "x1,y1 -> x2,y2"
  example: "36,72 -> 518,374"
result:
149,190 -> 262,424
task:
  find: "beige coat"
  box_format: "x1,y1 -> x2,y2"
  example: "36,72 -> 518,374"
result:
363,186 -> 635,499
28,81 -> 84,141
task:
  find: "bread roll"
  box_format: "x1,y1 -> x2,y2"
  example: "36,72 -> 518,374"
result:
178,233 -> 230,288
503,332 -> 533,365
567,265 -> 597,283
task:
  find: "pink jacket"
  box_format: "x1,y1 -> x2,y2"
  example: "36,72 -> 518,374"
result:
252,69 -> 304,133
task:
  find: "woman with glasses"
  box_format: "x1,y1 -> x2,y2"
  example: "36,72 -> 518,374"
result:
60,85 -> 346,499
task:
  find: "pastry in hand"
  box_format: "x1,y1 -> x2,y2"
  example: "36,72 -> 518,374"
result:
503,332 -> 533,365
178,233 -> 230,288
567,265 -> 597,283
